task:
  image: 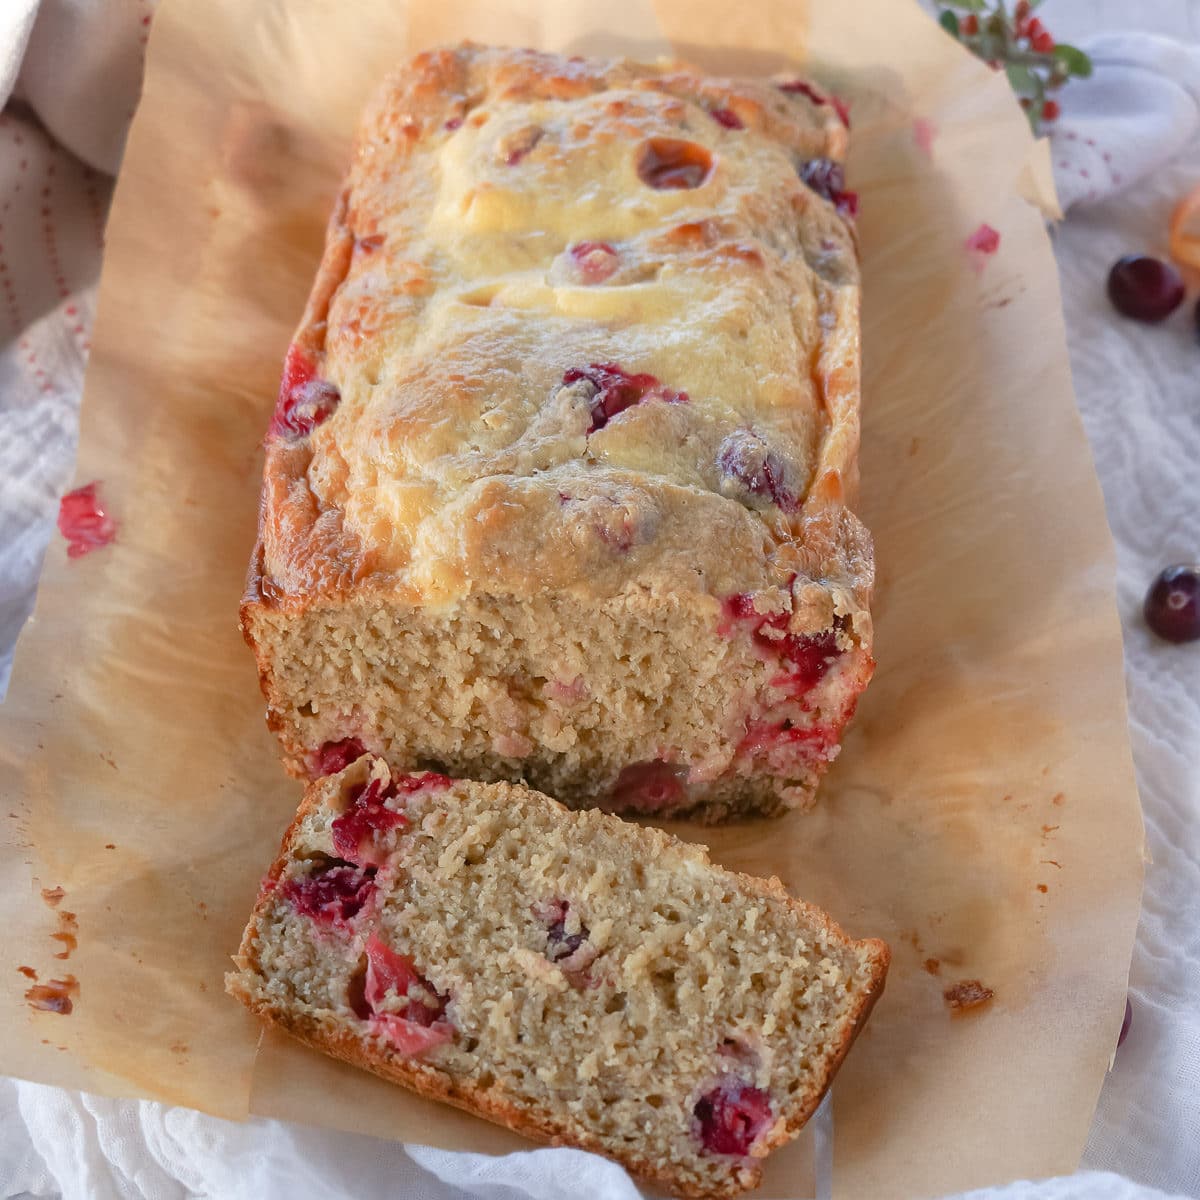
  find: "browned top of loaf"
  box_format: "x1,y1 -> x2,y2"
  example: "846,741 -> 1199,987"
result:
250,43 -> 869,620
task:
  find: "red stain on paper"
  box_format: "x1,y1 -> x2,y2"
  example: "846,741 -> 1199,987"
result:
944,980 -> 994,1014
58,483 -> 117,558
965,223 -> 1001,273
912,117 -> 937,157
25,975 -> 79,1015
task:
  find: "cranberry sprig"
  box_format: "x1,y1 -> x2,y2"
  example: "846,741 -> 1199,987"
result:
938,1 -> 1091,133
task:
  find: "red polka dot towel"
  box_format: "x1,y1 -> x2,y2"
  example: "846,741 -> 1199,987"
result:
1048,33 -> 1200,210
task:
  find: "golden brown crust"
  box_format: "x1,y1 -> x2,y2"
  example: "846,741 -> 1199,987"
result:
245,42 -> 867,617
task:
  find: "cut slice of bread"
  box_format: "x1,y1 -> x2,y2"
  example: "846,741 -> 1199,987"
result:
227,757 -> 888,1198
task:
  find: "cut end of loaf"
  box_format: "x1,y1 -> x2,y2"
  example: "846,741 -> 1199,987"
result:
228,757 -> 889,1198
243,581 -> 873,822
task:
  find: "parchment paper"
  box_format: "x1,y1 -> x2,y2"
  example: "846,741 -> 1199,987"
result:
0,0 -> 1144,1196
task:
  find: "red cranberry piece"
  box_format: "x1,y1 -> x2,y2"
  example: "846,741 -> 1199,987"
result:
694,1077 -> 773,1156
776,628 -> 841,691
57,482 -> 117,559
723,594 -> 844,692
331,776 -> 408,867
393,771 -> 454,793
373,1014 -> 454,1055
270,344 -> 340,438
722,592 -> 760,623
966,223 -> 1001,256
636,138 -> 713,190
562,362 -> 688,433
1144,565 -> 1200,643
444,117 -> 463,131
778,80 -> 851,127
354,233 -> 385,255
281,862 -> 376,924
737,719 -> 837,758
499,125 -> 543,166
365,933 -> 448,1026
1107,255 -> 1185,323
778,79 -> 824,101
569,241 -> 619,284
717,430 -> 798,511
610,760 -> 688,813
314,738 -> 366,776
798,158 -> 858,219
534,898 -> 590,962
710,107 -> 744,130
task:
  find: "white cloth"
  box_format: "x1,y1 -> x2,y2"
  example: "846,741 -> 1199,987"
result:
2,3 -> 1199,1199
1051,32 -> 1200,210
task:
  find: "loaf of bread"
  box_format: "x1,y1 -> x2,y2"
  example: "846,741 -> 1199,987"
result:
227,756 -> 889,1198
241,44 -> 873,819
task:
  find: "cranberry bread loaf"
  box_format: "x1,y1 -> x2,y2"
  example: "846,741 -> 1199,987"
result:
241,43 -> 873,819
227,756 -> 888,1198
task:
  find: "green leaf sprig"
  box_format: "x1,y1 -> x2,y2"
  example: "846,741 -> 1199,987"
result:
938,0 -> 1092,134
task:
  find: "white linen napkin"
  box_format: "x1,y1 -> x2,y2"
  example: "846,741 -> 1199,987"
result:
1049,32 -> 1200,210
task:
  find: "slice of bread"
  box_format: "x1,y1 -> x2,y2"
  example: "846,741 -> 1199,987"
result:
227,757 -> 888,1198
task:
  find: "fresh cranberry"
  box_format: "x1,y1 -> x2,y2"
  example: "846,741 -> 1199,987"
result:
562,362 -> 688,433
1107,255 -> 1185,323
777,81 -> 850,127
331,776 -> 408,867
710,107 -> 744,130
569,241 -> 619,284
962,13 -> 979,34
1143,565 -> 1200,643
636,138 -> 713,190
365,933 -> 448,1026
717,430 -> 798,511
798,158 -> 858,219
314,738 -> 366,776
609,761 -> 688,813
694,1077 -> 773,1156
1041,99 -> 1061,121
1118,997 -> 1133,1049
270,344 -> 340,438
57,483 -> 117,559
281,862 -> 375,924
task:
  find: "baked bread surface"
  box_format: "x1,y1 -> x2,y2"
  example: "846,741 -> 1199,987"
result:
243,44 -> 872,818
227,756 -> 889,1198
